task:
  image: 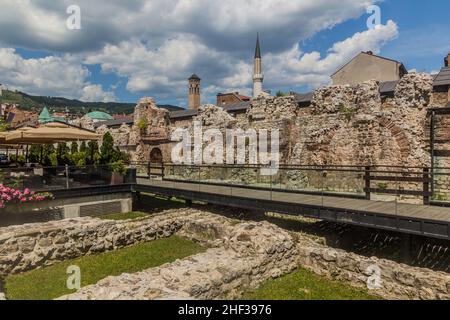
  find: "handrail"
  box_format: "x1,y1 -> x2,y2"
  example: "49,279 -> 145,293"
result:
133,162 -> 443,206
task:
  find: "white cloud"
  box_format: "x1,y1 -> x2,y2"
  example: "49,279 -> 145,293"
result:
264,20 -> 399,89
0,48 -> 118,101
81,84 -> 116,102
0,48 -> 88,98
82,20 -> 398,101
0,0 -> 378,53
0,1 -> 398,103
84,36 -> 231,97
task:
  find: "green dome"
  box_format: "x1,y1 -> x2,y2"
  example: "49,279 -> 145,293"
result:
39,107 -> 53,123
86,111 -> 113,121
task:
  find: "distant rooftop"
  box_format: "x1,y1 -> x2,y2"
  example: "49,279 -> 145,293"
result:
331,51 -> 407,77
86,111 -> 114,121
94,118 -> 133,129
433,67 -> 450,87
189,74 -> 201,81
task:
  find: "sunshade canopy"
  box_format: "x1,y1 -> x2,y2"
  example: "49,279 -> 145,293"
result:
2,122 -> 101,144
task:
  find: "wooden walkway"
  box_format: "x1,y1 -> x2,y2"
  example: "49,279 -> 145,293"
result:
136,178 -> 450,240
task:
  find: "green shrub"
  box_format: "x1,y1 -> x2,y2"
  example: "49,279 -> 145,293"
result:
110,160 -> 127,175
70,142 -> 78,154
137,118 -> 148,131
377,182 -> 388,190
339,104 -> 357,121
10,155 -> 26,166
79,141 -> 88,153
56,142 -> 70,165
100,133 -> 129,165
69,152 -> 87,167
87,140 -> 100,165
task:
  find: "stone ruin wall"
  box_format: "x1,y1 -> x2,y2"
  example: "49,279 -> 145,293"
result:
94,97 -> 173,166
164,73 -> 436,193
429,86 -> 450,199
91,73 -> 445,194
290,73 -> 433,168
1,210 -> 448,300
94,73 -> 435,169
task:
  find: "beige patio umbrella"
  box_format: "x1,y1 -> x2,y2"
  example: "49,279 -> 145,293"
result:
4,122 -> 101,144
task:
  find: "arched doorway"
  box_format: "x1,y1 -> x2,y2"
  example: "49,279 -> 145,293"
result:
149,148 -> 164,178
150,148 -> 163,163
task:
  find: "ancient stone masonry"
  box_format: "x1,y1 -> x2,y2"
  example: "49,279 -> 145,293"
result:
73,115 -> 95,131
96,123 -> 131,147
0,209 -> 449,300
296,235 -> 450,300
60,214 -> 298,300
294,74 -> 433,167
0,211 -> 187,278
193,104 -> 237,131
394,73 -> 433,109
310,80 -> 381,115
92,97 -> 174,163
78,73 -> 446,196
90,71 -> 438,171
247,95 -> 298,126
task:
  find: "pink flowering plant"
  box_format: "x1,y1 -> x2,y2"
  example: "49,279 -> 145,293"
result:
0,184 -> 53,209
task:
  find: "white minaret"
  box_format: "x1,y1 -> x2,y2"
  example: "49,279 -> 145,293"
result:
253,34 -> 264,98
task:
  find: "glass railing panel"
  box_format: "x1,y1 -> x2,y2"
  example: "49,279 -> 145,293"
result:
321,167 -> 365,197
432,167 -> 450,204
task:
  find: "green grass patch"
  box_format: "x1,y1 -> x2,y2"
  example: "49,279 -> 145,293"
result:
5,235 -> 205,300
100,211 -> 150,221
241,267 -> 379,300
136,194 -> 190,212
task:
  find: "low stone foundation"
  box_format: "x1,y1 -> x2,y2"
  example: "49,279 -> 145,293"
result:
296,236 -> 450,300
59,216 -> 298,300
1,209 -> 449,300
0,210 -> 186,277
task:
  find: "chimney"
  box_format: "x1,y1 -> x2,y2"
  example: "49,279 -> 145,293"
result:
445,53 -> 450,67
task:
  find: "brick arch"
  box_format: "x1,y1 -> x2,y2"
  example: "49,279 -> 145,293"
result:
307,117 -> 411,165
150,147 -> 163,163
376,116 -> 411,160
304,122 -> 342,165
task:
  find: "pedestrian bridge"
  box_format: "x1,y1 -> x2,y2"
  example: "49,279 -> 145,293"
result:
2,162 -> 450,240
134,163 -> 450,240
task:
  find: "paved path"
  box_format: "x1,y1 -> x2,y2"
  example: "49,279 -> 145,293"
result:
137,178 -> 450,223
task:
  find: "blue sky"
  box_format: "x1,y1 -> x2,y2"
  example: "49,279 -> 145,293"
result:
0,0 -> 449,108
300,0 -> 450,77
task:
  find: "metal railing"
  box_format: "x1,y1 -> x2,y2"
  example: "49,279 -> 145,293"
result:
3,162 -> 450,206
132,162 -> 450,206
0,164 -> 136,192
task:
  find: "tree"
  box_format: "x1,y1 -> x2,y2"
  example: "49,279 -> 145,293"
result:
42,144 -> 55,166
87,140 -> 99,165
100,132 -> 115,164
56,142 -> 70,165
29,144 -> 43,163
276,90 -> 288,97
79,141 -> 87,153
100,132 -> 129,165
70,142 -> 78,154
0,117 -> 8,132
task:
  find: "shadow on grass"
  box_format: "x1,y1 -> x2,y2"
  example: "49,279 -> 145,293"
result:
4,235 -> 205,300
241,267 -> 380,300
122,194 -> 450,272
